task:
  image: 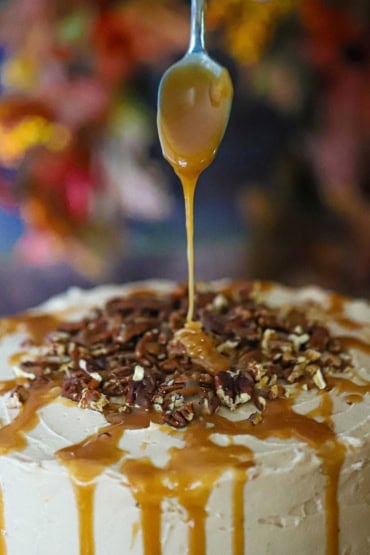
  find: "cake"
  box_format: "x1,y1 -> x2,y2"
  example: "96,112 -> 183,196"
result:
0,280 -> 369,555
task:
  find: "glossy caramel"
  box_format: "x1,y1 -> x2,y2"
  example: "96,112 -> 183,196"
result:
0,380 -> 61,455
0,486 -> 6,555
157,59 -> 233,321
56,426 -> 125,555
175,321 -> 230,373
0,313 -> 61,345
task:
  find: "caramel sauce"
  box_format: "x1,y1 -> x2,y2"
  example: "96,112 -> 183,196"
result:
329,375 -> 370,395
210,398 -> 346,555
56,426 -> 125,555
121,420 -> 254,555
344,394 -> 363,404
337,336 -> 370,355
0,380 -> 61,455
302,392 -> 344,555
327,294 -> 363,330
0,313 -> 60,344
305,391 -> 334,424
0,487 -> 6,555
0,379 -> 25,396
175,321 -> 230,372
55,413 -> 152,555
157,61 -> 233,322
232,468 -> 248,555
327,375 -> 370,398
7,352 -> 26,367
131,521 -> 140,550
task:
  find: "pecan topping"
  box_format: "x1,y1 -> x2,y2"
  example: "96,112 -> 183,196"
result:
13,284 -> 354,428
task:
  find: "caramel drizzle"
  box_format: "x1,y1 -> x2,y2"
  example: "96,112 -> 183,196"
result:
0,380 -> 61,455
73,482 -> 95,555
211,398 -> 346,555
0,313 -> 61,344
0,379 -> 25,396
337,336 -> 370,355
56,425 -> 125,555
232,468 -> 248,555
327,294 -> 363,331
328,375 -> 370,406
121,420 -> 254,555
55,412 -> 152,555
182,176 -> 197,322
0,486 -> 7,555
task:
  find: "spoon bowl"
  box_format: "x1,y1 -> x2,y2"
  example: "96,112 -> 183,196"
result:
157,0 -> 233,177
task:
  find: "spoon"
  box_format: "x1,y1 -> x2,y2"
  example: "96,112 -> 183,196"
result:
157,0 -> 233,324
157,0 -> 233,178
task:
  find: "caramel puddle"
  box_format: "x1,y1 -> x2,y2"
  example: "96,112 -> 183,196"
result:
176,321 -> 230,373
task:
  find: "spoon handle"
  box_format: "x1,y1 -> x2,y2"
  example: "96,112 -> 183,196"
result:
188,0 -> 205,53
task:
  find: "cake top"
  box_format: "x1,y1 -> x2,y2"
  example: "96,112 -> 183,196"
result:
1,280 -> 370,555
7,281 -> 362,429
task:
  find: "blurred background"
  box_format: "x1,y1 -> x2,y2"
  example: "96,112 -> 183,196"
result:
0,0 -> 369,315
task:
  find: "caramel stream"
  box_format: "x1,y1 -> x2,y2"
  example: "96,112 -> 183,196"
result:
157,61 -> 233,322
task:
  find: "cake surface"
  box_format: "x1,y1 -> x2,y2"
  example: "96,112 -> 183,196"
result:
0,280 -> 369,555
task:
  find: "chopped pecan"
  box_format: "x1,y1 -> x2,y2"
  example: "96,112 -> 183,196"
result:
14,283 -> 353,428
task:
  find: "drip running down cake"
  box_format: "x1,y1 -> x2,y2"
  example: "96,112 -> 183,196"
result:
0,280 -> 369,555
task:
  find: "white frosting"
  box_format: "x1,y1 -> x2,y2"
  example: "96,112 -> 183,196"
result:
0,281 -> 369,554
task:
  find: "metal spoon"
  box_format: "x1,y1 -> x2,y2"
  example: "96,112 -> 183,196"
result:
157,0 -> 233,176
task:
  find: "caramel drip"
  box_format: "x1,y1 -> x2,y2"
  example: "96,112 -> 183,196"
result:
232,469 -> 248,555
344,394 -> 363,404
121,421 -> 254,555
130,521 -> 140,550
0,313 -> 61,344
210,398 -> 346,555
56,425 -> 125,555
0,487 -> 7,555
7,352 -> 26,367
327,375 -> 370,406
326,295 -> 363,330
73,482 -> 95,555
0,381 -> 61,455
305,391 -> 334,423
338,336 -> 370,355
304,393 -> 344,555
0,379 -> 25,396
328,376 -> 370,397
176,321 -> 230,372
182,176 -> 197,322
158,61 -> 233,323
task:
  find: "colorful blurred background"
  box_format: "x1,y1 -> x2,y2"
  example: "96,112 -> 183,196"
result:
0,0 -> 369,315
